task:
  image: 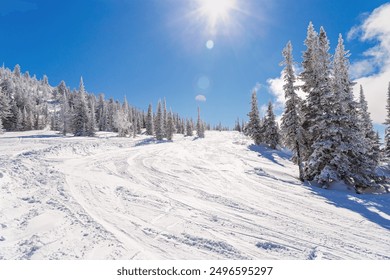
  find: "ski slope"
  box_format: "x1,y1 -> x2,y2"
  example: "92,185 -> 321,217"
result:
0,130 -> 389,260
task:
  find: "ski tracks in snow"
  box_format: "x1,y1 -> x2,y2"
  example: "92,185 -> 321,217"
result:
1,131 -> 389,259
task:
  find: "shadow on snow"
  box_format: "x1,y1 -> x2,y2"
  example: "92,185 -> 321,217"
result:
307,183 -> 390,231
248,144 -> 390,231
248,144 -> 291,167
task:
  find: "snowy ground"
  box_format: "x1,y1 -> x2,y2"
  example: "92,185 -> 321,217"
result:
0,130 -> 389,260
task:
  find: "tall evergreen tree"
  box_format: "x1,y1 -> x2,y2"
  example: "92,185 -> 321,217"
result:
61,91 -> 70,135
146,103 -> 154,135
0,89 -> 11,130
87,97 -> 96,136
155,100 -> 164,140
186,119 -> 193,136
303,26 -> 339,184
72,77 -> 90,136
247,90 -> 262,144
280,41 -> 304,181
196,107 -> 205,138
163,98 -> 167,137
263,102 -> 279,149
166,110 -> 174,141
358,85 -> 380,165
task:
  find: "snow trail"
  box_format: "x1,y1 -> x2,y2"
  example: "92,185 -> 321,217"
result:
0,131 -> 389,259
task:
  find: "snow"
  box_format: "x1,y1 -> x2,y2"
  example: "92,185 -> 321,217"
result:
0,130 -> 389,260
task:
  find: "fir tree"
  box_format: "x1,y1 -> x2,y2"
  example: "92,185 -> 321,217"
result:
87,97 -> 96,136
163,98 -> 167,137
61,91 -> 70,135
196,107 -> 205,138
247,90 -> 262,144
146,103 -> 154,135
166,110 -> 174,141
72,77 -> 90,136
303,26 -> 338,184
358,85 -> 380,165
264,102 -> 279,149
155,100 -> 164,140
280,41 -> 304,180
186,119 -> 194,136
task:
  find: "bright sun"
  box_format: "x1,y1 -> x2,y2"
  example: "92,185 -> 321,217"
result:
197,0 -> 236,28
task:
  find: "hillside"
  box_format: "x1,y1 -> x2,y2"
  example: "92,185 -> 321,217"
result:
0,131 -> 389,259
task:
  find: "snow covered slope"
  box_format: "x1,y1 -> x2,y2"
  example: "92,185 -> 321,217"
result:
0,131 -> 389,259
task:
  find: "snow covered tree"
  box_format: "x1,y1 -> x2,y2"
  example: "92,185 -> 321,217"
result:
14,64 -> 21,78
302,26 -> 338,184
280,41 -> 304,180
113,108 -> 128,137
166,110 -> 175,141
196,107 -> 205,138
246,90 -> 262,144
72,77 -> 90,136
87,97 -> 96,136
263,102 -> 279,149
61,91 -> 71,135
0,89 -> 11,130
186,119 -> 193,136
358,85 -> 380,165
155,100 -> 164,140
299,22 -> 320,161
163,98 -> 167,137
385,82 -> 390,158
96,94 -> 106,131
146,103 -> 154,135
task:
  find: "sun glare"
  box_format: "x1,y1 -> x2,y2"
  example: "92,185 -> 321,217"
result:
197,0 -> 236,29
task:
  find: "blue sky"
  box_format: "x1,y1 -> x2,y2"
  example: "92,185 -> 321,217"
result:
1,0 -> 389,130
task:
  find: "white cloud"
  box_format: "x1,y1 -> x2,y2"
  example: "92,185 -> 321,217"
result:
266,69 -> 305,110
266,74 -> 285,109
349,3 -> 390,124
195,94 -> 206,102
252,82 -> 262,93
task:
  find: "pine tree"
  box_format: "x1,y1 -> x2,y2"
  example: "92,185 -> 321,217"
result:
0,89 -> 11,130
196,107 -> 205,138
146,103 -> 154,135
114,108 -> 127,137
263,102 -> 279,149
186,119 -> 194,136
14,64 -> 21,78
358,85 -> 380,165
72,77 -> 90,136
247,90 -> 262,144
280,41 -> 304,180
61,91 -> 70,135
299,22 -> 320,160
166,110 -> 174,141
155,100 -> 164,140
303,26 -> 338,184
87,97 -> 96,136
97,94 -> 106,131
163,98 -> 167,137
385,82 -> 390,158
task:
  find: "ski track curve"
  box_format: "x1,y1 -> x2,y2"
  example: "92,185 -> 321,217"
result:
0,131 -> 389,259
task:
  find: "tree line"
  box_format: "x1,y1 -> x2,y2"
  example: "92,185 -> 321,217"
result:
0,65 -> 206,140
